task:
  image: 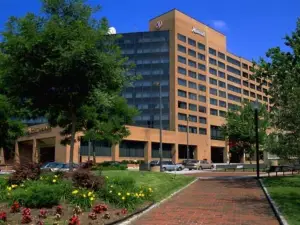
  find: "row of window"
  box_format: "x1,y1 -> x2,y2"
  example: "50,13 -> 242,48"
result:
177,33 -> 205,50
178,125 -> 207,135
178,113 -> 207,124
178,101 -> 206,113
178,45 -> 206,61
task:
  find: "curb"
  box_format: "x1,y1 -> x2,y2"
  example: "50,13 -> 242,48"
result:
258,179 -> 289,225
119,177 -> 199,225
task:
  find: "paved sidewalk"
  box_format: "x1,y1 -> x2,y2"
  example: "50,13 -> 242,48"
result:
132,178 -> 279,225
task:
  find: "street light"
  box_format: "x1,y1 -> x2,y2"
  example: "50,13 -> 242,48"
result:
153,82 -> 163,172
186,115 -> 190,160
253,99 -> 260,179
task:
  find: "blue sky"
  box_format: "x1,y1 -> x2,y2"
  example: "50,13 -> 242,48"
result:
0,0 -> 299,60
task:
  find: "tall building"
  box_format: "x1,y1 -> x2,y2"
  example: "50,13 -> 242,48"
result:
15,9 -> 270,164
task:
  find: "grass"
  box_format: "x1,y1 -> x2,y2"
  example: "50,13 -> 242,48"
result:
101,170 -> 195,201
263,175 -> 300,225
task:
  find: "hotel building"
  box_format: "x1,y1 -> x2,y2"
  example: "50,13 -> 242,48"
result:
13,9 -> 270,165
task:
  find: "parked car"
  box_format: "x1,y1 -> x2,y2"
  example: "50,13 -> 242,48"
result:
50,163 -> 79,172
150,160 -> 184,171
185,160 -> 214,170
41,162 -> 63,170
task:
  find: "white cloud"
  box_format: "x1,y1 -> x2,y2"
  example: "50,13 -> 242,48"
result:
211,20 -> 228,31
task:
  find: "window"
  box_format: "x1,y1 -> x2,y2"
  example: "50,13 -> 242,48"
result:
210,108 -> 218,116
218,61 -> 225,69
188,49 -> 196,57
219,100 -> 226,108
250,83 -> 255,89
250,75 -> 255,81
189,126 -> 197,133
256,78 -> 261,83
178,101 -> 187,109
199,117 -> 207,124
199,106 -> 206,113
210,98 -> 218,106
197,42 -> 205,50
189,115 -> 197,123
243,90 -> 249,96
263,96 -> 268,102
188,70 -> 197,79
178,55 -> 186,64
218,81 -> 226,88
178,67 -> 186,75
189,103 -> 197,111
242,63 -> 249,70
228,103 -> 240,110
228,94 -> 241,102
219,90 -> 226,98
198,53 -> 205,61
257,86 -> 262,92
243,72 -> 249,78
210,88 -> 218,96
227,56 -> 241,67
188,59 -> 196,68
198,84 -> 206,92
209,67 -> 217,76
178,78 -> 187,86
198,74 -> 206,81
198,63 -> 206,71
243,81 -> 249,87
199,95 -> 206,102
178,89 -> 187,98
257,94 -> 262,100
250,92 -> 256,98
177,33 -> 186,42
188,81 -> 197,89
227,65 -> 241,76
188,92 -> 197,100
211,125 -> 224,140
218,52 -> 225,59
228,84 -> 241,93
209,77 -> 218,86
227,75 -> 241,84
209,47 -> 217,56
178,113 -> 187,121
218,71 -> 226,78
199,128 -> 207,135
178,125 -> 187,132
219,110 -> 226,117
209,57 -> 217,66
188,38 -> 196,46
263,88 -> 268,94
178,44 -> 186,53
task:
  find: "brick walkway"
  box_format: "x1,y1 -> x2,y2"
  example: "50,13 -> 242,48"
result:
132,178 -> 279,225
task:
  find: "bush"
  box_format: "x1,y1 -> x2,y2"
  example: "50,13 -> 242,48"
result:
72,170 -> 105,191
121,160 -> 144,165
80,160 -> 94,169
7,181 -> 72,208
98,165 -> 127,171
8,163 -> 41,185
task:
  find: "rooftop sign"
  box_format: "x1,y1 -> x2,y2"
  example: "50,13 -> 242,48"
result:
192,27 -> 205,37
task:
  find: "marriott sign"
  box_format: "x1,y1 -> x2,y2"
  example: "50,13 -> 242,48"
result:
192,27 -> 205,37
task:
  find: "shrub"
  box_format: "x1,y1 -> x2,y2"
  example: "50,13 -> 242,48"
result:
72,170 -> 105,191
8,163 -> 41,185
7,181 -> 72,208
98,165 -> 127,171
80,160 -> 94,169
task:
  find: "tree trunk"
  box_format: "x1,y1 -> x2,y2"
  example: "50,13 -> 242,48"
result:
92,140 -> 96,164
0,147 -> 5,165
69,112 -> 77,172
88,140 -> 91,162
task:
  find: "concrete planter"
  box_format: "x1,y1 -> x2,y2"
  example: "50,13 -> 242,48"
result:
150,166 -> 161,172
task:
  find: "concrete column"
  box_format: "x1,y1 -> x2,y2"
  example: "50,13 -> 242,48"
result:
55,137 -> 67,163
0,147 -> 5,165
112,143 -> 120,162
32,138 -> 39,163
172,144 -> 178,163
15,141 -> 20,164
73,136 -> 81,163
144,141 -> 151,163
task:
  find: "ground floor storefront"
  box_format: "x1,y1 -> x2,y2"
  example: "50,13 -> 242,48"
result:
10,123 -> 231,164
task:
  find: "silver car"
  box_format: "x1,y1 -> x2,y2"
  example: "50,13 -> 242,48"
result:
161,161 -> 184,171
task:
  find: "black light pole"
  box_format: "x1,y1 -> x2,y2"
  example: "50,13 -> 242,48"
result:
159,82 -> 163,172
254,100 -> 260,179
186,116 -> 190,160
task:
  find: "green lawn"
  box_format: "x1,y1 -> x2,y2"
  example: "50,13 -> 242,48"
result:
101,170 -> 195,201
263,175 -> 300,225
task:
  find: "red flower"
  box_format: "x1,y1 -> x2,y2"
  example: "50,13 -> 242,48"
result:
39,209 -> 47,218
88,212 -> 97,220
93,204 -> 108,214
36,221 -> 44,225
68,215 -> 80,225
0,211 -> 7,222
121,208 -> 128,214
56,205 -> 63,215
21,215 -> 32,224
10,201 -> 21,213
22,208 -> 31,216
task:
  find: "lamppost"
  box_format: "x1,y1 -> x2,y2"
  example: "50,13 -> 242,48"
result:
153,82 -> 163,172
254,99 -> 260,179
186,115 -> 190,160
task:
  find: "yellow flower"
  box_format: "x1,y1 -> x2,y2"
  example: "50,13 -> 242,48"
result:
7,187 -> 12,191
109,190 -> 112,193
106,176 -> 109,179
11,184 -> 18,189
40,176 -> 43,180
90,197 -> 95,201
72,190 -> 79,195
122,196 -> 125,200
52,179 -> 57,183
141,194 -> 145,197
20,184 -> 24,187
110,185 -> 113,188
148,187 -> 152,192
140,190 -> 143,193
54,175 -> 58,178
118,192 -> 121,196
126,192 -> 130,196
83,194 -> 86,198
88,192 -> 93,197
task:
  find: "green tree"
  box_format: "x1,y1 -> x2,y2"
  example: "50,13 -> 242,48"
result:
221,102 -> 269,163
255,19 -> 300,162
0,94 -> 25,163
0,0 -> 134,170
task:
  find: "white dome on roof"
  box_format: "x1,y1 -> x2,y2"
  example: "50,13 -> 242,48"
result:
107,27 -> 116,35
